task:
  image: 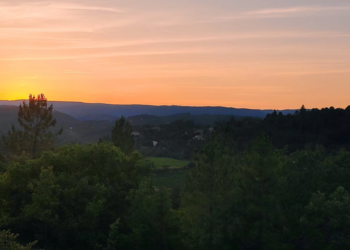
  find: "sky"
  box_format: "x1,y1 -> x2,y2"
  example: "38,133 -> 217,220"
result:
1,0 -> 350,109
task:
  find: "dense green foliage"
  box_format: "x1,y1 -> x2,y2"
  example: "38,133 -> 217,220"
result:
216,105 -> 350,152
179,135 -> 350,249
2,104 -> 350,249
111,116 -> 134,155
153,169 -> 190,189
107,180 -> 180,250
0,230 -> 37,250
0,143 -> 151,250
134,120 -> 207,159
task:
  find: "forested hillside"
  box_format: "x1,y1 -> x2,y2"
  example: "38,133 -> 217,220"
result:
0,100 -> 295,120
2,100 -> 350,249
0,105 -> 113,146
215,105 -> 350,153
0,106 -> 226,159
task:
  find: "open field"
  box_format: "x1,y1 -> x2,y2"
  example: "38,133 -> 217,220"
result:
148,157 -> 189,169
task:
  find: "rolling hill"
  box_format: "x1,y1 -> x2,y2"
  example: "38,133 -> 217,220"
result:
0,101 -> 296,146
0,100 -> 296,121
0,105 -> 237,145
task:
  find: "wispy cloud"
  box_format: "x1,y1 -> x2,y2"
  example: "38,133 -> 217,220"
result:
2,31 -> 349,50
0,48 -> 212,61
151,5 -> 350,26
55,3 -> 124,13
1,0 -> 350,109
245,6 -> 350,16
0,1 -> 124,14
267,69 -> 350,77
0,1 -> 128,33
220,5 -> 350,21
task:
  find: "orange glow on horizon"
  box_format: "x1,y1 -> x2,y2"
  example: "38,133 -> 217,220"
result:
1,1 -> 350,110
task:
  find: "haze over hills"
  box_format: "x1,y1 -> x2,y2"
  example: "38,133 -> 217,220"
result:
0,105 -> 88,145
0,100 -> 296,121
0,100 -> 297,145
0,105 -> 241,145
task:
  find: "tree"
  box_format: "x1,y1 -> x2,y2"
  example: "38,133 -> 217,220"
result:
0,230 -> 37,250
107,180 -> 180,250
111,116 -> 134,154
236,135 -> 286,249
0,143 -> 151,250
299,187 -> 350,249
2,94 -> 62,158
180,138 -> 237,249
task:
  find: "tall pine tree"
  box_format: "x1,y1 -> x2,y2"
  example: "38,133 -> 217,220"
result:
2,94 -> 62,158
180,138 -> 237,249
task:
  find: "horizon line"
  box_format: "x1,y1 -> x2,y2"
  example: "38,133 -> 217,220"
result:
0,99 -> 344,111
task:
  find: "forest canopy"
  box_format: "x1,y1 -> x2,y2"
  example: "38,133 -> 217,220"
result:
1,98 -> 350,249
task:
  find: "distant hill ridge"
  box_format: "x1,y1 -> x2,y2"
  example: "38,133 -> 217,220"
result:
0,106 -> 223,146
0,100 -> 295,121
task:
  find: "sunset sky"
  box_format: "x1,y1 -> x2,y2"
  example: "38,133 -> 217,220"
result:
1,0 -> 350,109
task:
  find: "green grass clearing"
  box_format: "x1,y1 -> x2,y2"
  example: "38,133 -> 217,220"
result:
148,157 -> 189,169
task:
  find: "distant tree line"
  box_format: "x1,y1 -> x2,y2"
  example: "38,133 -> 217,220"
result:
101,119 -> 208,160
133,120 -> 208,160
215,105 -> 350,153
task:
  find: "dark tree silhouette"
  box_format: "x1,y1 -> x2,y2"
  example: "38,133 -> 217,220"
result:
2,94 -> 62,158
111,116 -> 134,154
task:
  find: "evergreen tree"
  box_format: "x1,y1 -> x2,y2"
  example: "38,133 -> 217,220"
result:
2,94 -> 62,158
180,138 -> 237,249
299,187 -> 350,249
107,180 -> 180,250
111,116 -> 134,154
0,230 -> 37,250
236,135 -> 285,249
0,143 -> 151,250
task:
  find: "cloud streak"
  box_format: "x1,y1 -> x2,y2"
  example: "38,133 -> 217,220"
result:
0,48 -> 213,61
219,5 -> 350,21
151,5 -> 350,26
245,6 -> 350,16
1,0 -> 350,108
2,31 -> 350,51
0,1 -> 128,33
55,3 -> 124,13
